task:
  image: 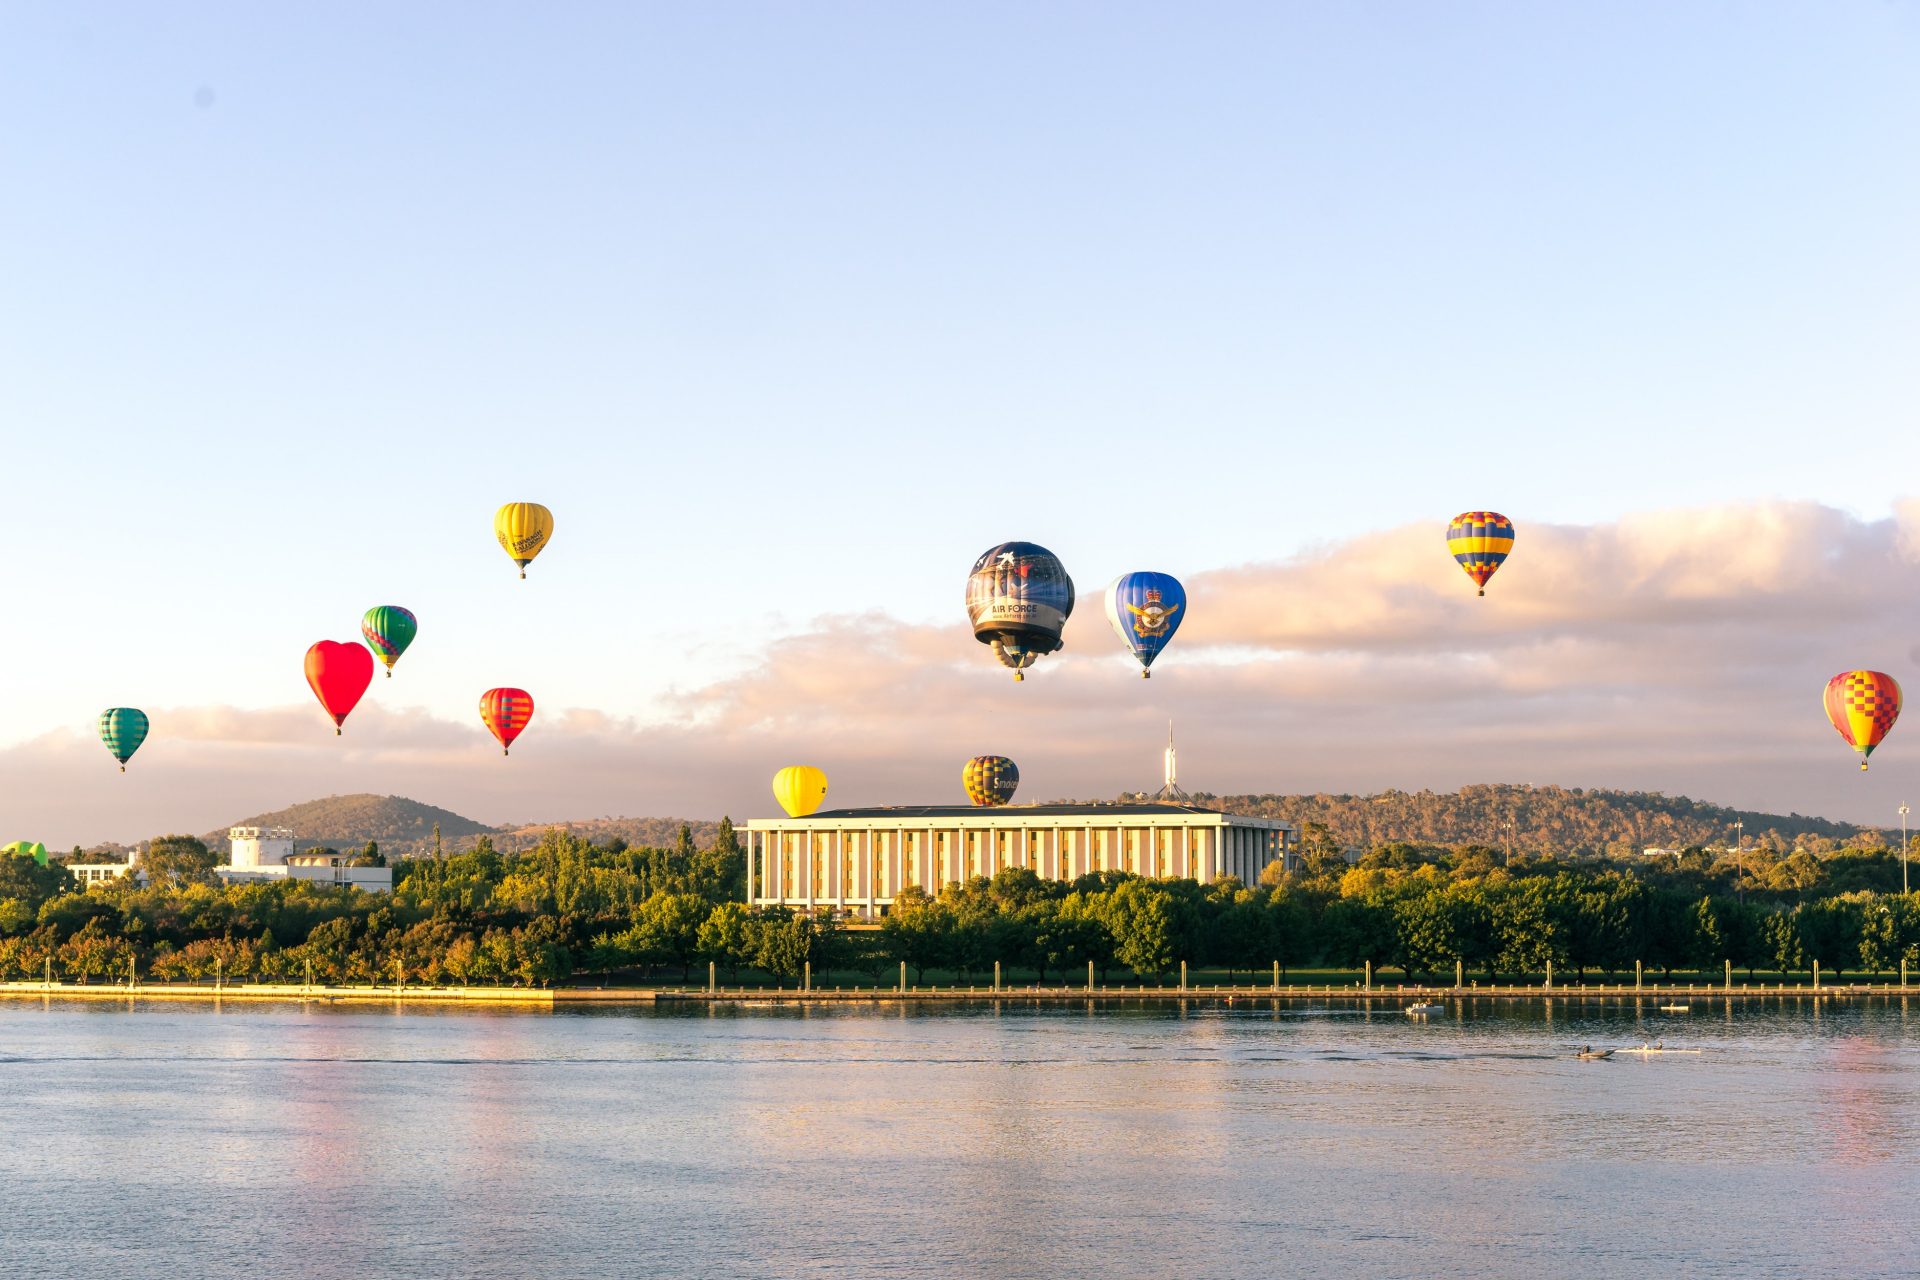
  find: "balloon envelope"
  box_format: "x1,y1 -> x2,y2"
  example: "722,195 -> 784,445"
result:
97,707 -> 149,770
963,755 -> 1019,807
1447,511 -> 1515,596
1824,670 -> 1901,769
480,687 -> 534,755
3,841 -> 49,867
772,766 -> 830,817
966,542 -> 1074,680
305,641 -> 375,733
495,503 -> 554,578
1104,572 -> 1186,676
361,606 -> 418,675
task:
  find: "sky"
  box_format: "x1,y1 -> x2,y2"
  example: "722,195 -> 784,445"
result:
4,3 -> 1920,847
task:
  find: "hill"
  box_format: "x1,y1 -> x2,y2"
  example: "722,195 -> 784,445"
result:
492,816 -> 722,853
205,794 -> 494,855
1156,784 -> 1873,856
203,795 -> 723,857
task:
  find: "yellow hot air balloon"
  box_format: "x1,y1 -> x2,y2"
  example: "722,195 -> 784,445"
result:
772,766 -> 829,818
495,502 -> 554,579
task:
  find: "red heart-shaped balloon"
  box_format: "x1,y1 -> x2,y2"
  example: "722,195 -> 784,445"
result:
305,641 -> 374,734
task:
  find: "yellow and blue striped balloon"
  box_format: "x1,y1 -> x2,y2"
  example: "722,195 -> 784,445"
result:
1446,511 -> 1515,597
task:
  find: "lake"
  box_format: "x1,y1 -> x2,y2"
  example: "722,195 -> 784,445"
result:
2,997 -> 1916,1279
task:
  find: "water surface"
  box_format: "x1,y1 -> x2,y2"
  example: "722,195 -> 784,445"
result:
2,997 -> 1915,1279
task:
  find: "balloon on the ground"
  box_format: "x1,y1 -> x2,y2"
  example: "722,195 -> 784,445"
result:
1823,670 -> 1901,770
1104,572 -> 1186,677
480,687 -> 534,756
1447,512 -> 1515,596
963,755 -> 1019,807
305,641 -> 375,734
361,606 -> 418,677
97,707 -> 149,772
966,542 -> 1074,681
2,841 -> 49,867
772,766 -> 830,817
495,503 -> 554,579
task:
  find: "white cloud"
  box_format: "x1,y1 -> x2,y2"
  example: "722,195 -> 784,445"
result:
9,500 -> 1918,847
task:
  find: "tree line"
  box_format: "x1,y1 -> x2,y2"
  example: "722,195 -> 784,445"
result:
3,820 -> 1918,987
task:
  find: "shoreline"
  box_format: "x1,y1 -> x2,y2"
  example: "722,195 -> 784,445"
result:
3,980 -> 1916,1007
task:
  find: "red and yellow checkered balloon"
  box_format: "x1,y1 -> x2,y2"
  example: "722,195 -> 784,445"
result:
1823,670 -> 1901,770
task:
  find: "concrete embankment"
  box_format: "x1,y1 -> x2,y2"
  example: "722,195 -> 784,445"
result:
5,981 -> 1915,1008
658,983 -> 1920,1004
0,982 -> 655,1006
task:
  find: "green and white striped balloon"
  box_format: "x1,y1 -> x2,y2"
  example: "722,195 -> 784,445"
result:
98,707 -> 149,772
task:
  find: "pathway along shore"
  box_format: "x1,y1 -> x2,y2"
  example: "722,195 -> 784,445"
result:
4,980 -> 1918,1007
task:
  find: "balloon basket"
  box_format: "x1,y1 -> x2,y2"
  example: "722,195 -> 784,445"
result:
1013,672 -> 1023,682
119,765 -> 126,773
335,727 -> 342,736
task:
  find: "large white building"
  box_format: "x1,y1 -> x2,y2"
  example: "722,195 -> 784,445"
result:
745,803 -> 1295,919
217,827 -> 393,892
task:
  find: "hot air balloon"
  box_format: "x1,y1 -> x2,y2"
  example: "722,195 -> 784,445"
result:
1104,572 -> 1186,678
772,766 -> 830,818
3,841 -> 49,867
361,606 -> 418,677
97,707 -> 149,772
963,755 -> 1019,807
1446,511 -> 1515,596
966,542 -> 1074,681
480,687 -> 534,756
495,503 -> 554,579
305,641 -> 374,734
1824,670 -> 1901,770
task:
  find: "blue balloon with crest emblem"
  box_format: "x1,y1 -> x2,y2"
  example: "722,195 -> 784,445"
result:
1102,572 -> 1186,677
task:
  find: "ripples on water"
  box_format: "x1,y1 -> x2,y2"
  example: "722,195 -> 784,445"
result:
2,999 -> 1916,1279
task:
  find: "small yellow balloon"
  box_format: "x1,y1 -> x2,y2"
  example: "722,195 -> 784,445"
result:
772,766 -> 829,818
495,502 -> 554,579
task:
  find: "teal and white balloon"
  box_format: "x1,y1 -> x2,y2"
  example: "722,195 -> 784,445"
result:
98,707 -> 149,772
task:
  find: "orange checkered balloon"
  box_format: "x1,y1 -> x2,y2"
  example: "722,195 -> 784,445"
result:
1823,670 -> 1901,771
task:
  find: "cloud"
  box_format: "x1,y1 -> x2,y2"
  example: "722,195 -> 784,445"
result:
9,499 -> 1918,848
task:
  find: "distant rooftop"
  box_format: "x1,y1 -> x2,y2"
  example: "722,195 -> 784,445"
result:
802,803 -> 1236,820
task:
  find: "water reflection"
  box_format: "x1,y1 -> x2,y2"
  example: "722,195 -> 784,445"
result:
1,999 -> 1917,1279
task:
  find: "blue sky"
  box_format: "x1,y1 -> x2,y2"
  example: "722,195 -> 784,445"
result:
5,4 -> 1920,841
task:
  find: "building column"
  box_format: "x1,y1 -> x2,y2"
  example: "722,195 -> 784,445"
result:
1182,825 -> 1193,882
745,829 -> 756,904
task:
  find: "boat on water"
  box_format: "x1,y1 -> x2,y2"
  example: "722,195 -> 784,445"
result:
1405,1003 -> 1445,1016
1575,1047 -> 1614,1060
1621,1042 -> 1702,1056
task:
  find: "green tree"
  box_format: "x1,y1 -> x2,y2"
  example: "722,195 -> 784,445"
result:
1105,881 -> 1176,979
142,835 -> 220,888
697,902 -> 755,979
881,889 -> 955,983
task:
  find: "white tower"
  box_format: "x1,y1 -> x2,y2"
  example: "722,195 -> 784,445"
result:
228,826 -> 294,869
1154,721 -> 1191,803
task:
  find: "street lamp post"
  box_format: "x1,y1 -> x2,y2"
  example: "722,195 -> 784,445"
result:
1503,817 -> 1515,868
1900,804 -> 1910,896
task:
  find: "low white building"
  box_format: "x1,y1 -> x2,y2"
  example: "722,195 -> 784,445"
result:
67,850 -> 142,887
217,827 -> 392,892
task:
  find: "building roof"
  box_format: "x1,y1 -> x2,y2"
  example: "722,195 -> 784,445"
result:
770,803 -> 1286,823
